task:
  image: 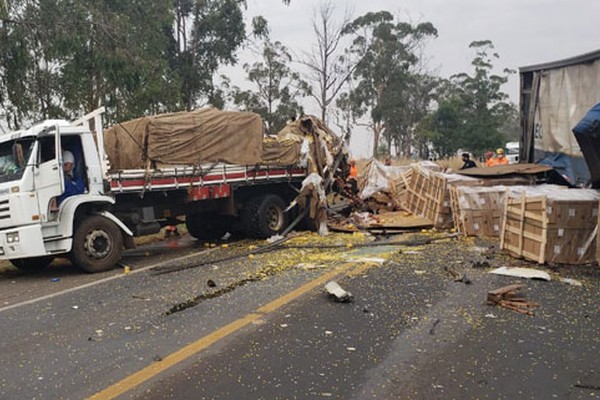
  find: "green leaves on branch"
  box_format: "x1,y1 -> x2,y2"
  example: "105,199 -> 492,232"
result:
425,40 -> 517,157
229,40 -> 306,134
0,0 -> 252,127
341,11 -> 438,157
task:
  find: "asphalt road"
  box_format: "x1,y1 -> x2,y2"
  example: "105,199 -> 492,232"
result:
0,232 -> 599,400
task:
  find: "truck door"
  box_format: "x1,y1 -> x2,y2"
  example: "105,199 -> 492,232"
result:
35,127 -> 64,221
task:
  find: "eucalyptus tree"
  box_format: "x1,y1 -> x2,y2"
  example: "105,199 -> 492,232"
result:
341,11 -> 437,157
0,0 -> 178,126
229,39 -> 306,134
427,40 -> 516,156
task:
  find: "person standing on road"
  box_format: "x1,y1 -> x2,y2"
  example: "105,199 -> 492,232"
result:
459,153 -> 477,170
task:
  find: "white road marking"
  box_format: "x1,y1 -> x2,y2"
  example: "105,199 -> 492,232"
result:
0,248 -> 213,313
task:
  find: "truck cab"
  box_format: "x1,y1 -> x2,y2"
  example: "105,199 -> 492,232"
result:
0,110 -> 133,272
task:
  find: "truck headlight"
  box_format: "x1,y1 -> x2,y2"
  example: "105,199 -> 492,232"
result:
6,232 -> 19,243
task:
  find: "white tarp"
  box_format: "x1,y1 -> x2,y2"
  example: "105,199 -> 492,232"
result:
535,58 -> 600,156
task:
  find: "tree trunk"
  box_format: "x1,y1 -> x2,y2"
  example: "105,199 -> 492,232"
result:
372,121 -> 383,158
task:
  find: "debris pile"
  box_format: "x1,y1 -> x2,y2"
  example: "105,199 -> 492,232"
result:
358,159 -> 409,213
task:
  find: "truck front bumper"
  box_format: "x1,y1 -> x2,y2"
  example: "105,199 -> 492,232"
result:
0,225 -> 48,260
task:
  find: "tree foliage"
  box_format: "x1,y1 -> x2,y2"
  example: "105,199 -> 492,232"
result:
341,11 -> 438,157
229,39 -> 306,134
0,0 -> 181,127
173,0 -> 248,111
0,0 -> 256,128
426,40 -> 517,156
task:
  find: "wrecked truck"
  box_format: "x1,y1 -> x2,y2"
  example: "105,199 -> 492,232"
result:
0,107 -> 346,272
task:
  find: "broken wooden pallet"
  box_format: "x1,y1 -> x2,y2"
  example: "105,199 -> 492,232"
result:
487,284 -> 539,316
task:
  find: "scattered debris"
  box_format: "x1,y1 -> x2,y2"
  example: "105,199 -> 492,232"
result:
490,266 -> 551,281
346,347 -> 356,352
487,284 -> 539,316
207,279 -> 217,287
472,261 -> 490,269
444,266 -> 471,284
560,277 -> 583,287
50,278 -> 60,282
429,318 -> 441,335
573,383 -> 600,391
324,281 -> 353,303
295,263 -> 327,270
72,305 -> 79,310
484,313 -> 498,319
346,257 -> 385,264
267,234 -> 284,243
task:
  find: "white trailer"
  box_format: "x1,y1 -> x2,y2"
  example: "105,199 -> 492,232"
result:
519,49 -> 600,186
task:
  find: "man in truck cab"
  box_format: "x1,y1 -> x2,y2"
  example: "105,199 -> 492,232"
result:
56,150 -> 85,205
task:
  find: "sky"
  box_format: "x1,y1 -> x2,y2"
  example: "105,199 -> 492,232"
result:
224,0 -> 600,157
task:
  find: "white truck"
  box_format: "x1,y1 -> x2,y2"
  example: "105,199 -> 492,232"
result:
0,108 -> 314,272
505,141 -> 519,164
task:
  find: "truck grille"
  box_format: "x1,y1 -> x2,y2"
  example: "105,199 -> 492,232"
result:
0,199 -> 10,220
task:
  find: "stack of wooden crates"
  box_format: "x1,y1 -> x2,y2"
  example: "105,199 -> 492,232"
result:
500,185 -> 599,264
397,165 -> 481,228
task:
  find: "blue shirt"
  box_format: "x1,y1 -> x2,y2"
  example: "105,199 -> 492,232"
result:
57,174 -> 85,205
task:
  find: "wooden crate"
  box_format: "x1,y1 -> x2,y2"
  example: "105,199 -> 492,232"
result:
500,187 -> 599,264
404,166 -> 481,229
450,186 -> 508,237
393,168 -> 413,210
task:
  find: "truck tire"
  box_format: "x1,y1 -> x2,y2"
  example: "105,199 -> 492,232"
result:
70,215 -> 123,273
186,213 -> 232,241
242,194 -> 288,239
10,256 -> 55,271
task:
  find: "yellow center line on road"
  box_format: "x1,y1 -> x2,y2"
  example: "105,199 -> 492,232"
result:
88,262 -> 357,400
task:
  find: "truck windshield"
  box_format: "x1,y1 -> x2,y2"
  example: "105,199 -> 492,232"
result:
0,138 -> 35,183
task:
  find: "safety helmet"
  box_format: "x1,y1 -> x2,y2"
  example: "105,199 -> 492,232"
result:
496,148 -> 505,155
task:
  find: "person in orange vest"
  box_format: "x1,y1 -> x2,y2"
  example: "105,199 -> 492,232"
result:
348,158 -> 358,193
349,159 -> 358,179
484,151 -> 495,167
490,148 -> 509,166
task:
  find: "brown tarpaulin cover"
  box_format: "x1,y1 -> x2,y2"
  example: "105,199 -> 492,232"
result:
262,137 -> 301,166
104,108 -> 264,170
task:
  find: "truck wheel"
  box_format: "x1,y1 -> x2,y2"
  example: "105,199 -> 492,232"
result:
10,256 -> 55,271
242,194 -> 288,239
71,215 -> 123,273
186,213 -> 232,241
